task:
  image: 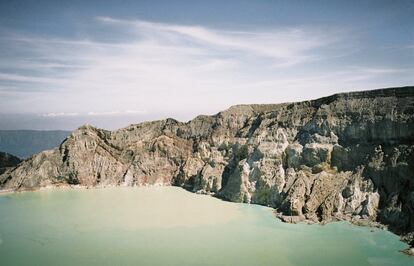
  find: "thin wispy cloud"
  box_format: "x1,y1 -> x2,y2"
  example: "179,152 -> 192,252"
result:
87,110 -> 146,116
97,16 -> 334,67
41,110 -> 146,117
41,112 -> 79,117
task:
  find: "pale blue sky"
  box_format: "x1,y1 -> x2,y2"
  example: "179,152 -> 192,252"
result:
0,0 -> 413,130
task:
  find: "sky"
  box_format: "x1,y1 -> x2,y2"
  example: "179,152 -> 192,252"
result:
0,0 -> 413,130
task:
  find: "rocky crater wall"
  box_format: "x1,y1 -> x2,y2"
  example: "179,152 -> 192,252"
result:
1,86 -> 413,248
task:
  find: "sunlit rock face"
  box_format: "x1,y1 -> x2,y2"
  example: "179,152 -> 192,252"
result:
1,86 -> 414,246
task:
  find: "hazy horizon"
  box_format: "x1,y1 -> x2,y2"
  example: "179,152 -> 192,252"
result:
1,0 -> 413,130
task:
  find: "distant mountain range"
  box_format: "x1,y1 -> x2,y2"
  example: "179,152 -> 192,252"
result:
0,130 -> 71,158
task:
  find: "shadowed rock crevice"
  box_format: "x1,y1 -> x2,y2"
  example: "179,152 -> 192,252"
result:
1,86 -> 414,248
0,151 -> 21,175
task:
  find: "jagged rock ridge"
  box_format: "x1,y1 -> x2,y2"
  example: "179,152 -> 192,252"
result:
1,86 -> 413,248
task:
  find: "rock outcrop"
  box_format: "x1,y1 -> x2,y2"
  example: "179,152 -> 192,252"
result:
1,86 -> 413,248
0,151 -> 21,175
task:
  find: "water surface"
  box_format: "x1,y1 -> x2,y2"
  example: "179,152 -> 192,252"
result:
0,187 -> 412,265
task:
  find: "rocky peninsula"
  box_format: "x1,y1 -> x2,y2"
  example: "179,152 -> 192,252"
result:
1,86 -> 413,251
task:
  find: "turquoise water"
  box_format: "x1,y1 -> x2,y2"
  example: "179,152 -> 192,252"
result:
0,186 -> 412,266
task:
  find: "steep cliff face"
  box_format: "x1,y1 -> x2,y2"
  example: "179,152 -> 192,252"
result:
1,86 -> 413,246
